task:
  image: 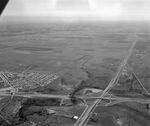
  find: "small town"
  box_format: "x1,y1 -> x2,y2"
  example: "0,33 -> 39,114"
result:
0,71 -> 59,90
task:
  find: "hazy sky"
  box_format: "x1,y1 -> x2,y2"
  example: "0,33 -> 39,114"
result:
2,0 -> 150,21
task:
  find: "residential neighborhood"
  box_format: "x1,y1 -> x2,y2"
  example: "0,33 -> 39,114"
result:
0,71 -> 59,90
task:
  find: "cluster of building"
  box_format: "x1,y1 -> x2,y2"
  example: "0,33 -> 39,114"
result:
136,50 -> 148,58
0,71 -> 59,90
0,76 -> 6,88
131,49 -> 148,68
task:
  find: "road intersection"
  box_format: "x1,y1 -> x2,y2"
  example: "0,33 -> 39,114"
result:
0,31 -> 150,126
74,31 -> 141,126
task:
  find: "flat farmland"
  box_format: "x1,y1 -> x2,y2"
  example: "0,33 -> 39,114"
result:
0,22 -> 137,74
0,22 -> 150,126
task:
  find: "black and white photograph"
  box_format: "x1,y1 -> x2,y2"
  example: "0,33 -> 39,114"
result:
0,0 -> 150,126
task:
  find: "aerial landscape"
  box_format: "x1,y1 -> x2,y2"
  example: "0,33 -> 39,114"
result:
0,21 -> 149,126
0,0 -> 150,126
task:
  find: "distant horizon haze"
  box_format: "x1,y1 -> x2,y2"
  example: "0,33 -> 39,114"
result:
1,0 -> 150,22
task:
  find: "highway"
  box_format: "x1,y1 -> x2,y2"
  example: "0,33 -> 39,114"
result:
1,90 -> 150,105
0,72 -> 15,89
87,96 -> 150,104
0,31 -> 147,126
74,32 -> 139,126
0,92 -> 69,99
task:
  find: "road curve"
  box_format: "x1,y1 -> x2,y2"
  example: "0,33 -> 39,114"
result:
74,32 -> 138,126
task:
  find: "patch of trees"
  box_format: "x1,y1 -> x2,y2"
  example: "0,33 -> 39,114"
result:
22,98 -> 60,107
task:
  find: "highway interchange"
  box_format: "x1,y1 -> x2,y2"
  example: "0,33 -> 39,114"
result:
0,31 -> 150,126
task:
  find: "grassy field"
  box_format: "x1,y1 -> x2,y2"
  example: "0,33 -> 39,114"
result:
0,21 -> 149,126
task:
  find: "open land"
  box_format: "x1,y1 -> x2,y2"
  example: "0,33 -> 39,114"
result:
0,21 -> 150,126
